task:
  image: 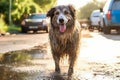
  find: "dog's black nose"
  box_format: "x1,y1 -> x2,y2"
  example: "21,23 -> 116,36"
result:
59,18 -> 64,23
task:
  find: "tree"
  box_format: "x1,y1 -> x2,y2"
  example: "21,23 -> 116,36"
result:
77,1 -> 106,19
0,0 -> 56,24
0,0 -> 9,23
11,0 -> 43,23
34,0 -> 57,12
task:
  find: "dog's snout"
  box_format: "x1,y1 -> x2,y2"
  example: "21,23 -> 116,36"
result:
59,18 -> 64,23
57,13 -> 68,24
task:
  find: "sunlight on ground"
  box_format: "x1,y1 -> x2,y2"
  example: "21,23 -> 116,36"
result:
80,32 -> 120,64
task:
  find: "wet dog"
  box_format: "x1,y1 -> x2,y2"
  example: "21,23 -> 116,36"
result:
47,5 -> 81,76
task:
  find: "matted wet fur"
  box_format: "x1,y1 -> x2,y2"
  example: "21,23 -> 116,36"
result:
47,5 -> 81,76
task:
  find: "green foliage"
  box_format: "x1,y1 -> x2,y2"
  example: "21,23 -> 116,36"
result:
7,24 -> 21,33
0,14 -> 8,33
0,0 -> 56,32
34,0 -> 57,12
0,15 -> 20,33
0,0 -> 9,23
77,1 -> 106,19
12,0 -> 42,21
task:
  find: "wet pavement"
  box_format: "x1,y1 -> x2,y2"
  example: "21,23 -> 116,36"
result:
0,65 -> 29,80
0,31 -> 120,80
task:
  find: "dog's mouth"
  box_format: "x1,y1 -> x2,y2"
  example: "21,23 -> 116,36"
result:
59,23 -> 66,33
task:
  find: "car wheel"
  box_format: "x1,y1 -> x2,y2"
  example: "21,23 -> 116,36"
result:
103,27 -> 111,34
21,27 -> 27,33
100,27 -> 103,32
103,20 -> 110,34
45,26 -> 48,33
88,26 -> 94,32
33,30 -> 37,33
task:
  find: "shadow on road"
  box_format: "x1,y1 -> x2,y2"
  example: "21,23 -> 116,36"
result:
22,31 -> 48,34
100,33 -> 120,41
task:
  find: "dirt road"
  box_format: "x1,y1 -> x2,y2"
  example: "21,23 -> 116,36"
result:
1,31 -> 120,80
81,31 -> 120,63
79,31 -> 120,80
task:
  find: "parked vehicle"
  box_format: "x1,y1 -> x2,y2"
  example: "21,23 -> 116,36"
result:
100,0 -> 120,34
21,13 -> 49,33
90,10 -> 101,31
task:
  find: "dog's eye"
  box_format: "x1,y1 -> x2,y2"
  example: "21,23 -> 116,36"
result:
64,10 -> 69,15
55,11 -> 60,15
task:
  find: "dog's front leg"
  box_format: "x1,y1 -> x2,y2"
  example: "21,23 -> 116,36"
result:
53,54 -> 60,73
68,54 -> 76,76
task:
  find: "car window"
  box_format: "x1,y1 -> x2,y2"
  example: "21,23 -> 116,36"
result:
91,12 -> 100,17
28,14 -> 46,19
92,13 -> 100,17
112,0 -> 120,10
103,0 -> 111,11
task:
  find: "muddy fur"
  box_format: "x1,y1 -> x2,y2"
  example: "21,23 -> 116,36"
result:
47,5 -> 81,76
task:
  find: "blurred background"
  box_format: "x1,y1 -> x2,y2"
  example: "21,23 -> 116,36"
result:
0,0 -> 106,34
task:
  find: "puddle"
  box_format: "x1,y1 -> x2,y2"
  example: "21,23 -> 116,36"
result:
0,44 -> 48,64
0,65 -> 29,80
28,49 -> 47,59
0,44 -> 49,80
23,71 -> 120,80
0,43 -> 120,80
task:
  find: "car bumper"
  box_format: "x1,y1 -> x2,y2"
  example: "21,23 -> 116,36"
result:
23,25 -> 47,31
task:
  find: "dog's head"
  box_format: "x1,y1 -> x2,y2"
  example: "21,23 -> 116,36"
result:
47,5 -> 76,33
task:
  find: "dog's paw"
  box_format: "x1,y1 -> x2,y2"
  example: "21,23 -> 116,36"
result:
55,68 -> 61,74
68,68 -> 73,76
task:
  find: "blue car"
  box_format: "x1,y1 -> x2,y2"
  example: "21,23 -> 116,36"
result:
100,0 -> 120,34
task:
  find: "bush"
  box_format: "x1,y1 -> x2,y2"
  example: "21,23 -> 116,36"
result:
7,24 -> 21,33
0,15 -> 20,33
0,14 -> 8,33
77,1 -> 106,19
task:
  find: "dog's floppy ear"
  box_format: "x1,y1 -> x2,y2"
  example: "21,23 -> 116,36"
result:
68,5 -> 76,18
47,7 -> 56,17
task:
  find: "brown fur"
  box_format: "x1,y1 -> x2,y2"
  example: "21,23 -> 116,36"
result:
47,5 -> 81,76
